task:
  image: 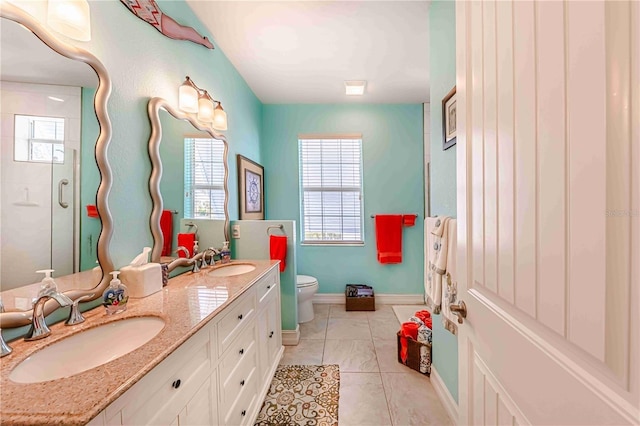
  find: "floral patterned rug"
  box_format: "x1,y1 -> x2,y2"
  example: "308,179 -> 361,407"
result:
255,364 -> 340,426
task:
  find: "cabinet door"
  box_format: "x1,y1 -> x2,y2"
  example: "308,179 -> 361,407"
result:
266,297 -> 281,366
257,306 -> 270,383
179,375 -> 217,426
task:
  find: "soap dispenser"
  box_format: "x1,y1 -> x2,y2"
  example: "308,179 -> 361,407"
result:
36,269 -> 58,293
220,241 -> 231,264
102,271 -> 129,315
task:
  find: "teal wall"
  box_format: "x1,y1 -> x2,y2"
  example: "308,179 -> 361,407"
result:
261,104 -> 424,296
429,0 -> 459,404
80,87 -> 101,272
57,0 -> 263,268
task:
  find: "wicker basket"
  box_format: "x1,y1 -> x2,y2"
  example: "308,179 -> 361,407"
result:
396,331 -> 431,375
345,284 -> 375,311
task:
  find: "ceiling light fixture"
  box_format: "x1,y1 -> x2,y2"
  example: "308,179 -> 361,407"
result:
178,76 -> 228,131
47,0 -> 92,42
345,80 -> 367,96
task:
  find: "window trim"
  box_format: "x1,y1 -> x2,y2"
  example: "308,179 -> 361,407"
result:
298,134 -> 364,245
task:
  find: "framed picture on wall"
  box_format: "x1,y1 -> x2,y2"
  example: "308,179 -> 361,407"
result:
442,86 -> 457,150
237,155 -> 265,220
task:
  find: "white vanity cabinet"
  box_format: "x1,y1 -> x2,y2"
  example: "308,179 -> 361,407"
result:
88,264 -> 283,426
257,268 -> 282,384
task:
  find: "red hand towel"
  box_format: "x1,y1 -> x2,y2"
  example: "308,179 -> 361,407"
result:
160,210 -> 173,256
269,235 -> 287,272
177,233 -> 195,258
415,310 -> 432,328
375,215 -> 403,264
403,214 -> 416,227
400,322 -> 420,363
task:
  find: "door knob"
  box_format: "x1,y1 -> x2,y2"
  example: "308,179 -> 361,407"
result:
449,300 -> 467,324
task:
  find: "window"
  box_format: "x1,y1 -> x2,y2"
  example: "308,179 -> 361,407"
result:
184,137 -> 225,220
14,115 -> 65,163
299,135 -> 364,244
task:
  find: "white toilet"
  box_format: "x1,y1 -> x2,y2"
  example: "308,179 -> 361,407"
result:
297,275 -> 319,323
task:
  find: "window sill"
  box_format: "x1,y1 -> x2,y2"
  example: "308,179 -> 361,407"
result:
301,242 -> 365,247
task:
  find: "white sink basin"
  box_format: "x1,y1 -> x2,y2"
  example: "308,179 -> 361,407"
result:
208,263 -> 256,277
9,316 -> 165,384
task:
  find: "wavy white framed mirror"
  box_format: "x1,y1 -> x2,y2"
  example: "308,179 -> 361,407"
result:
0,3 -> 113,328
147,97 -> 229,269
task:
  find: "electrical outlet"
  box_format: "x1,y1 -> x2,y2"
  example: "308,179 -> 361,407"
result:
232,224 -> 240,239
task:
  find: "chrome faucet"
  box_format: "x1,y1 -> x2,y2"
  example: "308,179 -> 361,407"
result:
175,246 -> 190,258
25,287 -> 73,341
206,247 -> 221,266
0,299 -> 12,357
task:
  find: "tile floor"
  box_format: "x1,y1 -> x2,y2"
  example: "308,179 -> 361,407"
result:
279,304 -> 452,426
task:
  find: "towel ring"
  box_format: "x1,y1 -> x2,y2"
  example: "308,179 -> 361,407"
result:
266,224 -> 285,236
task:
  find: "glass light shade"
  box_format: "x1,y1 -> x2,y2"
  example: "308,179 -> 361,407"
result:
47,0 -> 91,42
198,94 -> 214,123
212,104 -> 228,131
179,82 -> 199,113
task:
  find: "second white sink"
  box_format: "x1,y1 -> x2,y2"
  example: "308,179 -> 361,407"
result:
9,316 -> 165,384
208,263 -> 256,277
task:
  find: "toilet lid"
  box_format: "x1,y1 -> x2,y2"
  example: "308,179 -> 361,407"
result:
297,275 -> 318,288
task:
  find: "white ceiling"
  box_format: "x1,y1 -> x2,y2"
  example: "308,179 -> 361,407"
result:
0,17 -> 97,88
186,1 -> 430,104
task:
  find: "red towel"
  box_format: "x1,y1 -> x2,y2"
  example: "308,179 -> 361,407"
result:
415,310 -> 433,329
375,215 -> 403,264
270,235 -> 287,272
400,322 -> 420,362
403,214 -> 416,227
160,210 -> 173,256
177,233 -> 195,258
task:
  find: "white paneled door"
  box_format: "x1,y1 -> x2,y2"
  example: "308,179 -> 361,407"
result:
455,1 -> 639,424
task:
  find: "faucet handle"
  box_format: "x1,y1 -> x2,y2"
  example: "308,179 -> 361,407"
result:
0,329 -> 12,357
65,295 -> 93,326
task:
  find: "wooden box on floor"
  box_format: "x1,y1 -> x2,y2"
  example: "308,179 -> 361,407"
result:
396,331 -> 431,375
345,284 -> 375,311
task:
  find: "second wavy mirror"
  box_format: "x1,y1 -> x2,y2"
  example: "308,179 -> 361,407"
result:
148,98 -> 229,265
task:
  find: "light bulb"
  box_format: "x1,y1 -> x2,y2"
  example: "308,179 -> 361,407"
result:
179,78 -> 199,113
47,0 -> 91,41
198,92 -> 214,123
212,103 -> 228,131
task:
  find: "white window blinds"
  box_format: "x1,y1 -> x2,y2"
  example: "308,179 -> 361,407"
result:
14,115 -> 65,163
299,136 -> 364,244
184,137 -> 225,220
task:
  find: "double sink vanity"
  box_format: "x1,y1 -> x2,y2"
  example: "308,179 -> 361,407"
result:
0,260 -> 283,425
0,5 -> 286,425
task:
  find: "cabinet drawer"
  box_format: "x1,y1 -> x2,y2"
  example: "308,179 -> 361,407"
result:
256,268 -> 278,307
218,289 -> 256,355
220,337 -> 258,413
219,323 -> 256,384
114,326 -> 211,425
222,371 -> 258,426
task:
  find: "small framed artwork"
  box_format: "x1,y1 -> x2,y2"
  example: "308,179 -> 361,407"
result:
442,86 -> 457,150
237,155 -> 265,220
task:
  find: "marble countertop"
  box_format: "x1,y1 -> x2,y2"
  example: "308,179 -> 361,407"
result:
0,260 -> 279,426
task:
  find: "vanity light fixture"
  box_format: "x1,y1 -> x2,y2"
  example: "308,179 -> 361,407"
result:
47,0 -> 91,42
178,76 -> 228,130
345,80 -> 367,96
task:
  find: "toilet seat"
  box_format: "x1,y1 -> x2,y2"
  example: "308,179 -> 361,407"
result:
297,275 -> 318,288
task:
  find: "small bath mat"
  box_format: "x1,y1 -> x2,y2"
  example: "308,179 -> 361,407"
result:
392,304 -> 428,324
255,364 -> 340,426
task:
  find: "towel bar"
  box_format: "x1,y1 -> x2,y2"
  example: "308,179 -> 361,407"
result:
266,224 -> 285,235
370,214 -> 419,218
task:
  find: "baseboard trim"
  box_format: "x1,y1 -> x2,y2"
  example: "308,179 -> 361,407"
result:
282,325 -> 300,346
431,365 -> 459,425
313,293 -> 424,305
